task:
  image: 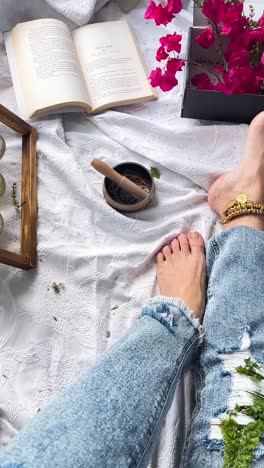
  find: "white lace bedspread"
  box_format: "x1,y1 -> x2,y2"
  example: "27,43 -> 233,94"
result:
0,0 -> 248,466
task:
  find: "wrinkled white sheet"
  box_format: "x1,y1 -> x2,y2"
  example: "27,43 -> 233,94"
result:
0,0 -> 108,31
0,0 -> 248,466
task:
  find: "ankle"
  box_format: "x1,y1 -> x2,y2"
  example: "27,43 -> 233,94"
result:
223,215 -> 264,231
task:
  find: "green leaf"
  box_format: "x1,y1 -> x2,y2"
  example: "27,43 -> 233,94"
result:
150,167 -> 161,179
53,316 -> 58,322
221,418 -> 263,468
221,357 -> 264,468
236,357 -> 263,382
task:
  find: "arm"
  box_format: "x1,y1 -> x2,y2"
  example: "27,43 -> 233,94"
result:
0,297 -> 203,468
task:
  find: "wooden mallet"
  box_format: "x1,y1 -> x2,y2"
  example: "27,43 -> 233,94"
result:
91,159 -> 147,202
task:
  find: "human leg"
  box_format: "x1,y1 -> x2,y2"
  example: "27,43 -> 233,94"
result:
184,113 -> 264,467
0,234 -> 205,468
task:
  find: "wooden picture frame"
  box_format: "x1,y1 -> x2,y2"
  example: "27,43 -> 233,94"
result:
0,104 -> 37,269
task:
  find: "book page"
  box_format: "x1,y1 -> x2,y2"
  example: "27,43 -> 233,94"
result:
9,19 -> 91,118
72,20 -> 155,111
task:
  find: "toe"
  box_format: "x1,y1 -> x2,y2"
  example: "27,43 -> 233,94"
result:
244,111 -> 264,164
250,111 -> 264,132
171,238 -> 180,254
188,231 -> 205,255
156,252 -> 164,264
178,234 -> 190,254
162,245 -> 172,260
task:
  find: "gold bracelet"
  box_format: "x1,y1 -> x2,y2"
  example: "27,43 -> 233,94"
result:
221,194 -> 264,224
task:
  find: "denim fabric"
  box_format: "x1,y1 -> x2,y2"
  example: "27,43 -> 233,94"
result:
0,297 -> 202,468
183,226 -> 264,468
1,225 -> 263,468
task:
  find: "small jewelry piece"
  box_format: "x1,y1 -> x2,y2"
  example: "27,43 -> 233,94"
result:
221,193 -> 264,224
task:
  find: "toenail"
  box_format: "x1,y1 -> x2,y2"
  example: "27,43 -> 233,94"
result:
189,231 -> 199,239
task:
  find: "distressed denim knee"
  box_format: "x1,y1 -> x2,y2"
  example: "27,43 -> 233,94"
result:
0,297 -> 202,468
184,226 -> 264,468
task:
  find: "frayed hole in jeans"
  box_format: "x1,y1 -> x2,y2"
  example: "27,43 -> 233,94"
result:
209,330 -> 254,440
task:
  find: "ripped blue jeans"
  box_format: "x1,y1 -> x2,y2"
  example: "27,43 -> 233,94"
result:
0,226 -> 263,467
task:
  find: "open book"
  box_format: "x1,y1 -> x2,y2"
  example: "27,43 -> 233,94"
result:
4,19 -> 156,119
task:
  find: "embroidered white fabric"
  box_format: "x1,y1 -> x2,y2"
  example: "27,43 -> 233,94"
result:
0,0 -> 249,466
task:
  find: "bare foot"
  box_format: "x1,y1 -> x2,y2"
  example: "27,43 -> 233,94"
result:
156,232 -> 206,322
208,112 -> 264,230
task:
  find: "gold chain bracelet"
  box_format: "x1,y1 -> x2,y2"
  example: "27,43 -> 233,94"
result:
221,194 -> 264,224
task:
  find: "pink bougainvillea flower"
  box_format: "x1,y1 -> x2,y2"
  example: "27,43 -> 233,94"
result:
232,28 -> 264,49
227,27 -> 254,54
202,0 -> 225,24
148,0 -> 264,97
230,28 -> 264,51
149,68 -> 178,91
250,28 -> 264,44
226,49 -> 249,67
167,0 -> 182,15
144,0 -> 156,19
144,1 -> 174,25
254,64 -> 264,77
254,66 -> 264,90
166,58 -> 185,73
215,64 -> 224,73
156,46 -> 168,62
160,33 -> 182,53
217,66 -> 259,95
149,67 -> 163,87
194,27 -> 215,48
154,4 -> 174,25
159,72 -> 178,91
259,12 -> 264,28
191,73 -> 215,90
221,2 -> 248,37
214,82 -> 227,93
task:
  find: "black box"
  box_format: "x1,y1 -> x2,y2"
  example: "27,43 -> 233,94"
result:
181,4 -> 264,123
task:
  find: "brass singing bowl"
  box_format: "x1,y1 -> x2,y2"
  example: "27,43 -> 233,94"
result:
103,162 -> 155,212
